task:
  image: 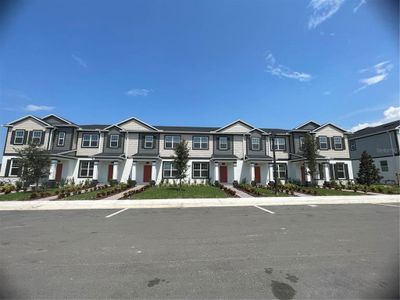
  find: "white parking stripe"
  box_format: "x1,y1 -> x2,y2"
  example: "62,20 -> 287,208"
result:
105,208 -> 129,218
254,205 -> 275,214
308,204 -> 318,207
376,204 -> 400,208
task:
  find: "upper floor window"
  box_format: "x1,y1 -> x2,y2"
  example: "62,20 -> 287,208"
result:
350,140 -> 356,151
193,136 -> 208,150
333,136 -> 343,150
165,135 -> 180,149
109,134 -> 119,148
251,137 -> 260,151
299,136 -> 305,151
14,130 -> 25,145
218,137 -> 228,150
144,135 -> 154,149
82,133 -> 99,148
79,161 -> 94,177
272,137 -> 286,151
319,136 -> 328,150
163,162 -> 177,178
31,130 -> 42,145
57,132 -> 66,146
192,162 -> 209,178
380,160 -> 388,172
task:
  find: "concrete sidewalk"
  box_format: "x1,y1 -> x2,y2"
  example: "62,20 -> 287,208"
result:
0,195 -> 398,211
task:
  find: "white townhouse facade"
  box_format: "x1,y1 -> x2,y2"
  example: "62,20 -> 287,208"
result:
0,115 -> 354,186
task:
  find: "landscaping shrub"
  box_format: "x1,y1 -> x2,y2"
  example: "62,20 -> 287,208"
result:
30,192 -> 38,199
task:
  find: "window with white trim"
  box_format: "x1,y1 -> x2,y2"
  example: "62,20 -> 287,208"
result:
299,136 -> 305,151
272,137 -> 286,151
193,136 -> 208,149
319,136 -> 328,150
109,134 -> 119,148
144,135 -> 154,149
192,162 -> 209,178
165,135 -> 180,149
14,130 -> 25,145
79,161 -> 94,177
31,130 -> 42,145
9,159 -> 21,176
251,137 -> 260,151
218,137 -> 228,150
336,163 -> 346,179
276,163 -> 287,179
82,134 -> 99,147
163,162 -> 177,178
57,132 -> 66,146
380,160 -> 388,172
333,136 -> 343,150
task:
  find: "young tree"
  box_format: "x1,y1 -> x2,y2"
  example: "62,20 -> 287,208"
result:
303,133 -> 318,184
16,144 -> 51,189
357,151 -> 381,186
173,140 -> 190,189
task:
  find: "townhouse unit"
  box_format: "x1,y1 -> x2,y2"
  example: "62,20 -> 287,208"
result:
349,120 -> 400,184
1,115 -> 354,186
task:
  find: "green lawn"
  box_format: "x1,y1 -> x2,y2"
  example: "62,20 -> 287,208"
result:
314,188 -> 360,196
62,189 -> 101,200
0,187 -> 59,201
369,184 -> 400,194
131,185 -> 229,199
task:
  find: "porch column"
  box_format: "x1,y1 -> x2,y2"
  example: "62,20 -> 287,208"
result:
131,161 -> 137,181
324,163 -> 330,181
214,162 -> 219,182
48,159 -> 58,180
92,161 -> 99,181
233,162 -> 238,182
151,161 -> 156,181
112,161 -> 119,181
250,163 -> 255,182
305,166 -> 311,182
269,163 -> 274,182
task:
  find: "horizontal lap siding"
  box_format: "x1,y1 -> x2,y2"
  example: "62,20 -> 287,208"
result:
126,133 -> 139,156
315,125 -> 349,159
159,134 -> 213,158
76,132 -> 104,156
234,135 -> 244,158
349,131 -> 398,159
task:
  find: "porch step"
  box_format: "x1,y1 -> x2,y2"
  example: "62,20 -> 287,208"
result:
102,185 -> 147,200
223,185 -> 254,198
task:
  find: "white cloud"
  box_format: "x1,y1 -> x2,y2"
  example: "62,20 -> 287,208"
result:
265,52 -> 312,82
25,104 -> 54,112
353,0 -> 366,13
350,105 -> 400,132
72,55 -> 88,68
355,61 -> 393,92
126,88 -> 152,97
308,0 -> 345,29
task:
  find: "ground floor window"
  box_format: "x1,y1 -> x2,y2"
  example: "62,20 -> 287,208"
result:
335,163 -> 346,179
276,163 -> 287,179
192,162 -> 209,178
79,161 -> 94,178
318,163 -> 325,180
9,159 -> 21,176
163,162 -> 178,178
380,160 -> 388,172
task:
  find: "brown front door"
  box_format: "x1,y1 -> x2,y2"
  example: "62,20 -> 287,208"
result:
55,163 -> 63,181
301,165 -> 305,182
143,165 -> 152,182
219,165 -> 227,183
108,164 -> 113,181
255,166 -> 261,183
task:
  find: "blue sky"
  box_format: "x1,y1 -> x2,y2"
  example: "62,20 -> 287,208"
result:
0,0 -> 399,150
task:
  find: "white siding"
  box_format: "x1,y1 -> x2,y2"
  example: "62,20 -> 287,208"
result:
159,134 -> 213,158
119,119 -> 153,131
315,125 -> 349,159
219,123 -> 252,133
233,135 -> 244,158
126,133 -> 139,156
75,132 -> 104,156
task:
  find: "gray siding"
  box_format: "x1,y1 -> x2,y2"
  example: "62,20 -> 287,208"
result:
213,135 -> 233,156
246,132 -> 266,156
52,128 -> 75,151
350,131 -> 399,159
138,133 -> 159,155
103,129 -> 125,154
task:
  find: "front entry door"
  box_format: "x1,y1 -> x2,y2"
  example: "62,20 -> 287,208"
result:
219,165 -> 227,183
143,165 -> 152,182
255,166 -> 261,183
55,163 -> 63,181
108,164 -> 113,181
301,165 -> 305,182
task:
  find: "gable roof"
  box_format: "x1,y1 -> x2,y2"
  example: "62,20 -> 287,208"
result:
5,115 -> 52,127
215,119 -> 255,132
293,120 -> 321,130
350,120 -> 400,139
42,114 -> 76,125
116,117 -> 159,131
311,123 -> 349,133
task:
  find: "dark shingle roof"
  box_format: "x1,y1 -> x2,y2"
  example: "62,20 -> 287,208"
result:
154,125 -> 219,132
79,124 -> 110,130
260,128 -> 290,134
351,120 -> 400,139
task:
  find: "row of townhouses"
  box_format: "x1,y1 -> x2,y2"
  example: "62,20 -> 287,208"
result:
0,115 -> 356,185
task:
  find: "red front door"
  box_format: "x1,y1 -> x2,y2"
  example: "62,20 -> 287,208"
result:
255,166 -> 261,183
219,165 -> 227,183
143,165 -> 152,182
108,164 -> 113,181
55,163 -> 63,181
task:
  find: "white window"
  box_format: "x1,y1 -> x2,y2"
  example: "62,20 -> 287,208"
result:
333,136 -> 343,150
218,137 -> 228,150
14,130 -> 25,145
57,132 -> 66,146
193,136 -> 208,149
144,135 -> 154,148
9,159 -> 21,176
82,134 -> 99,147
380,160 -> 388,172
165,135 -> 180,149
251,137 -> 260,151
272,137 -> 286,151
109,134 -> 119,148
193,162 -> 209,178
336,163 -> 346,179
31,130 -> 42,145
163,162 -> 177,178
299,136 -> 305,151
276,164 -> 287,179
319,136 -> 328,150
79,161 -> 94,177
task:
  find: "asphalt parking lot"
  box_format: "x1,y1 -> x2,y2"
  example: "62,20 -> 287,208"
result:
1,204 -> 399,299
